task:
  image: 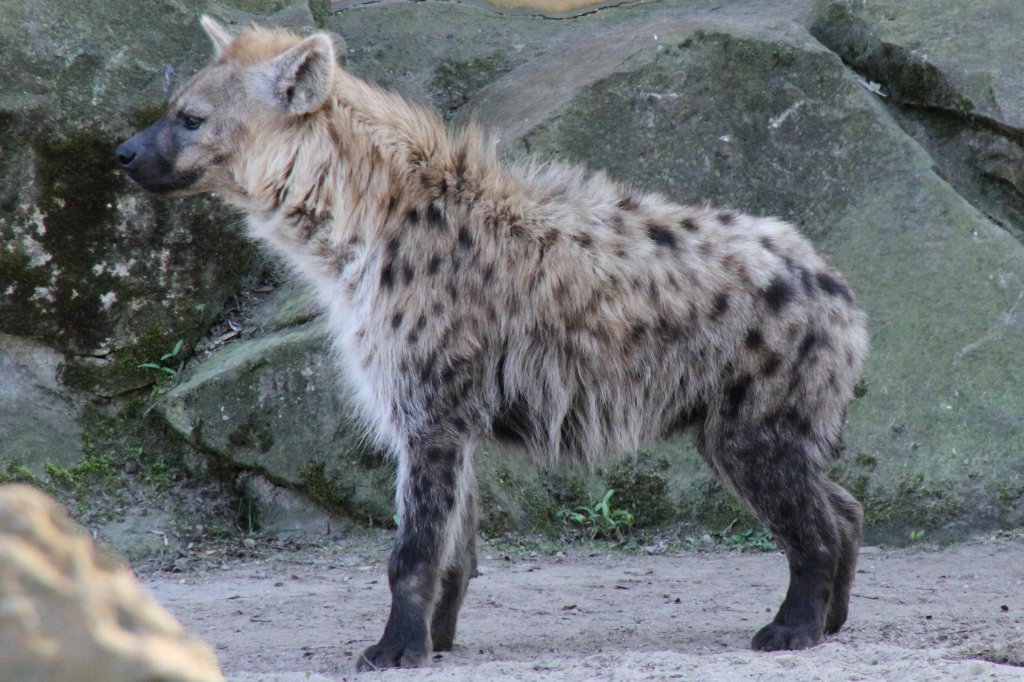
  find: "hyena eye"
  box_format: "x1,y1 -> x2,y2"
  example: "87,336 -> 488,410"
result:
178,112 -> 205,131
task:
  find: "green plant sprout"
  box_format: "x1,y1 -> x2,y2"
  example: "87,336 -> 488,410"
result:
138,339 -> 185,376
560,489 -> 635,541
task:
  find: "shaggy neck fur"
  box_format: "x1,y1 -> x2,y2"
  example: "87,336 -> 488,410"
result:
229,68 -> 498,287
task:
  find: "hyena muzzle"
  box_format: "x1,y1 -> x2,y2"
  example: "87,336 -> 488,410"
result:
117,17 -> 868,671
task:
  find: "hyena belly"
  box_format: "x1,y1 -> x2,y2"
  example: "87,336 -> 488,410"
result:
115,19 -> 867,672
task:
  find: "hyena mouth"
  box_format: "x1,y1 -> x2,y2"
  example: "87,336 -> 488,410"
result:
116,133 -> 206,195
134,168 -> 205,195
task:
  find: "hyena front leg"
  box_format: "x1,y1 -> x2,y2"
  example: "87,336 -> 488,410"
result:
357,434 -> 475,671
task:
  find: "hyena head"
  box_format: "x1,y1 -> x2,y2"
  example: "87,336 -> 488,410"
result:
116,16 -> 335,198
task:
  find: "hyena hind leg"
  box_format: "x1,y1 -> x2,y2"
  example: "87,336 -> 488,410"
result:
823,479 -> 863,635
431,483 -> 479,652
705,422 -> 843,651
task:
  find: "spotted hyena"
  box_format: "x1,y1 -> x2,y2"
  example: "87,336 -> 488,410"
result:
117,18 -> 868,671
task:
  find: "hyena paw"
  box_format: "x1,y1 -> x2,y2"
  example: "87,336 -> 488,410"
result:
751,621 -> 823,651
356,638 -> 430,672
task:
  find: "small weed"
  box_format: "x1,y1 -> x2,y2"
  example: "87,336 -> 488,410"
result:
909,528 -> 926,543
138,339 -> 185,377
853,378 -> 869,399
560,489 -> 635,541
722,527 -> 777,552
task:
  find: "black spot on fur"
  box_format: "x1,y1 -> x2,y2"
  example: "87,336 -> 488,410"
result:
723,374 -> 752,418
711,293 -> 730,320
817,272 -> 854,302
428,254 -> 442,275
763,276 -> 793,312
762,353 -> 782,376
797,331 -> 820,364
482,263 -> 495,284
386,235 -> 401,256
380,261 -> 395,290
647,222 -> 677,250
681,217 -> 699,232
718,209 -> 738,224
457,227 -> 473,250
407,208 -> 420,224
402,261 -> 415,285
407,314 -> 427,344
657,315 -> 682,342
419,353 -> 437,383
391,311 -> 404,329
618,196 -> 640,211
760,237 -> 776,254
786,258 -> 814,295
426,203 -> 444,227
573,233 -> 594,248
745,328 -> 764,349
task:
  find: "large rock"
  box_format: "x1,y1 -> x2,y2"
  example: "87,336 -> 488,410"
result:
0,0 -> 331,398
153,2 -> 1024,542
158,322 -> 398,526
0,334 -> 84,474
0,484 -> 223,682
809,0 -> 1024,241
466,14 -> 1024,538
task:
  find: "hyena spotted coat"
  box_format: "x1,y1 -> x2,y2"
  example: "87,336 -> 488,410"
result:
117,18 -> 868,671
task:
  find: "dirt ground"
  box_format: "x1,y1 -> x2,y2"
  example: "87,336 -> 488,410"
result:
144,532 -> 1024,681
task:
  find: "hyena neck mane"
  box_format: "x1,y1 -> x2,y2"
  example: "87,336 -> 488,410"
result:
234,67 -> 497,280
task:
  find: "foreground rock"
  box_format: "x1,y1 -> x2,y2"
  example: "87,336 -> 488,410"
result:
0,484 -> 224,681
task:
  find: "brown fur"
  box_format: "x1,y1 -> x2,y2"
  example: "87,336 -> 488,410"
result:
117,18 -> 869,671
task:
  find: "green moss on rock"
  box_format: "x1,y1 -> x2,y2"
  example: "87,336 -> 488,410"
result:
602,451 -> 673,528
432,53 -> 513,121
297,459 -> 394,527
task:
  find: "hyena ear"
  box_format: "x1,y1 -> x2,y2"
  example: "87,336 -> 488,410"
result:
258,34 -> 335,116
200,15 -> 233,57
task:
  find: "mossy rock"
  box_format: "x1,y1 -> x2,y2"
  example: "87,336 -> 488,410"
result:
0,0 -> 333,397
468,16 -> 1024,542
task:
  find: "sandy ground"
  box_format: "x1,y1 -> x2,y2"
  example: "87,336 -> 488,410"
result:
144,534 -> 1024,681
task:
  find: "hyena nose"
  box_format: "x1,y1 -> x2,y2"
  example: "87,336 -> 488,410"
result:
115,142 -> 137,169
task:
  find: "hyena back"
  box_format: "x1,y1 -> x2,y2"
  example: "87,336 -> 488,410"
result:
117,18 -> 868,671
